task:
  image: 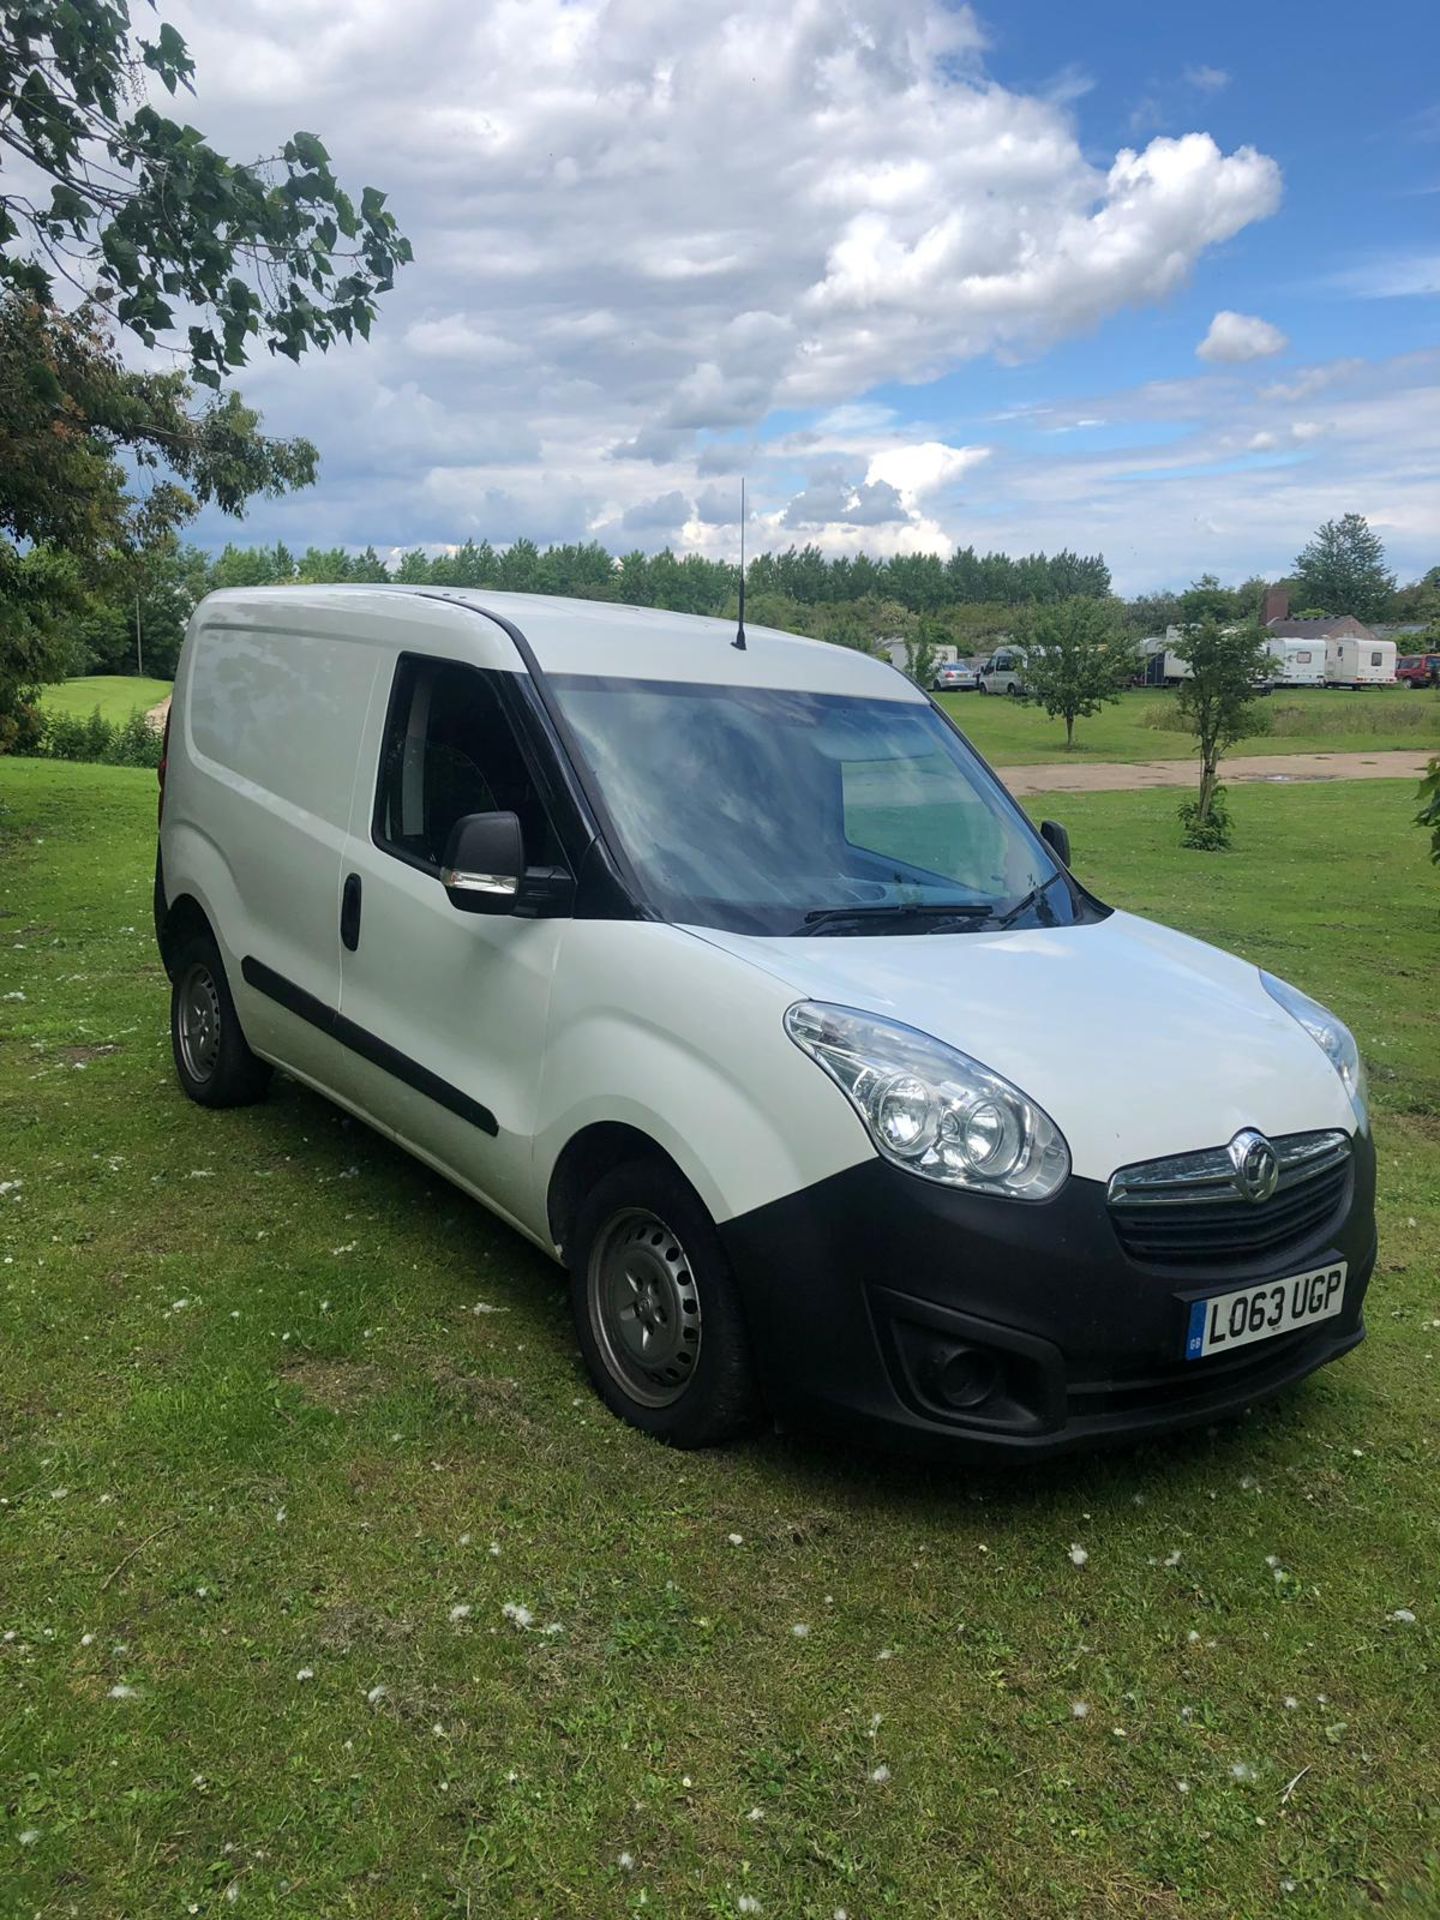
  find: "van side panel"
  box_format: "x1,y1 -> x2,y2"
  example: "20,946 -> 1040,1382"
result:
167,613 -> 380,1077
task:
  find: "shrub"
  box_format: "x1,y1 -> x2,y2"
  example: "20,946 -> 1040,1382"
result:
1178,786 -> 1233,851
1145,697 -> 1271,738
109,709 -> 164,768
39,706 -> 162,769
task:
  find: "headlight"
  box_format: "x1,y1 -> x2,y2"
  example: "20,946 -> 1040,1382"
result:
784,1002 -> 1070,1200
1260,971 -> 1369,1130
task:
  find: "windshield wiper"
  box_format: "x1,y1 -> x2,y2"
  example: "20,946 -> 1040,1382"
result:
992,870 -> 1066,930
795,901 -> 995,936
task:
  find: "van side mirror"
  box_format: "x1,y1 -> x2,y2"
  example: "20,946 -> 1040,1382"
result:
1040,819 -> 1071,866
440,811 -> 525,914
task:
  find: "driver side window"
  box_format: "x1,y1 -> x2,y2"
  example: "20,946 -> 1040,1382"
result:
373,656 -> 562,870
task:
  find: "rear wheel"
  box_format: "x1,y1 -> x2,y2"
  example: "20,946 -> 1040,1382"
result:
569,1159 -> 763,1447
170,931 -> 272,1108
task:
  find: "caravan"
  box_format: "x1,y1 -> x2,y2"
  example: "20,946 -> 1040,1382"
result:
1265,638 -> 1325,690
1325,636 -> 1396,689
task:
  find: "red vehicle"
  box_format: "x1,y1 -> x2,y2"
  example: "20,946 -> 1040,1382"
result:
1396,652 -> 1440,689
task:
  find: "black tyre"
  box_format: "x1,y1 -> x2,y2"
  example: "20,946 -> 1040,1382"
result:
569,1158 -> 763,1447
170,931 -> 272,1109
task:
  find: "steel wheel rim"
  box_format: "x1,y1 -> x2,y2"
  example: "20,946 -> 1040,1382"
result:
177,961 -> 223,1082
588,1207 -> 701,1408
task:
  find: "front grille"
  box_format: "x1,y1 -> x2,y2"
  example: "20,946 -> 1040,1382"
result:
1108,1130 -> 1352,1268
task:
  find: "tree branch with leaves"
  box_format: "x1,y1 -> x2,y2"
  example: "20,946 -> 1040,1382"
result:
0,0 -> 412,385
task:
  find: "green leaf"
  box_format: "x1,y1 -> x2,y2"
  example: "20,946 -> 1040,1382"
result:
289,131 -> 330,169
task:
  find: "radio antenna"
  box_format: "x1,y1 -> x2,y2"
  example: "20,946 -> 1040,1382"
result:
732,478 -> 747,650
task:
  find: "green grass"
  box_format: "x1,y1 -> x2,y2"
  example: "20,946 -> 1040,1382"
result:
40,675 -> 173,724
1,758 -> 1437,1919
940,685 -> 1440,767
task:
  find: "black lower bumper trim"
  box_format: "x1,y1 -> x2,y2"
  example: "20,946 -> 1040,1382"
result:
720,1145 -> 1376,1461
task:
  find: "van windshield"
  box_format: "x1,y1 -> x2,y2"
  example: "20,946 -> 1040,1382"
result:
549,675 -> 1076,936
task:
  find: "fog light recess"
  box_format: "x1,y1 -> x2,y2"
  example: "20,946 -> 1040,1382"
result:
926,1342 -> 1001,1411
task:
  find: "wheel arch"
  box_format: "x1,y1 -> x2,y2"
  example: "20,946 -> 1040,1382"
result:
158,890 -> 215,980
546,1122 -> 698,1263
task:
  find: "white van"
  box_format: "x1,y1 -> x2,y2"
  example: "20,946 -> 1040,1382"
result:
1325,636 -> 1397,689
155,588 -> 1376,1458
1264,638 -> 1325,690
977,649 -> 1026,696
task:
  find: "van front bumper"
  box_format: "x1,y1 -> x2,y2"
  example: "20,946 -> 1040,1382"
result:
719,1134 -> 1376,1462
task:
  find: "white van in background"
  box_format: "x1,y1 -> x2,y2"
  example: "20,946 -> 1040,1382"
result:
1265,638 -> 1325,689
1325,635 -> 1397,688
155,587 -> 1376,1459
976,649 -> 1026,695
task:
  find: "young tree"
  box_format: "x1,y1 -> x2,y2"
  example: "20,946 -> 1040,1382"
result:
1172,580 -> 1272,849
1416,760 -> 1439,867
1292,514 -> 1395,623
1020,597 -> 1136,748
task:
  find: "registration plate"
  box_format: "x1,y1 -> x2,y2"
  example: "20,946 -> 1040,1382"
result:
1184,1262 -> 1347,1361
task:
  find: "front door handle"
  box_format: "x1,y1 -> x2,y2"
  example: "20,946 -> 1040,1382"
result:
340,872 -> 362,952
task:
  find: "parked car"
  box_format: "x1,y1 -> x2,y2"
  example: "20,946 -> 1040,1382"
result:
932,659 -> 980,692
1396,652 -> 1440,689
977,650 -> 1026,695
156,588 -> 1376,1460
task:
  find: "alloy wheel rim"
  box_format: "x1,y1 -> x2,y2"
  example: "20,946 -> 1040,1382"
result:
589,1207 -> 701,1407
177,962 -> 222,1081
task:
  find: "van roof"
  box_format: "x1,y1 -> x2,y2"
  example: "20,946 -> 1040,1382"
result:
197,585 -> 920,699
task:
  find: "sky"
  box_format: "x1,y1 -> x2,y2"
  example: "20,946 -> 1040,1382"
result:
170,0 -> 1440,595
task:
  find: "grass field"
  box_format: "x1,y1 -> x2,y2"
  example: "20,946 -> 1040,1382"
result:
939,685 -> 1440,767
39,676 -> 173,725
1,758 -> 1437,1919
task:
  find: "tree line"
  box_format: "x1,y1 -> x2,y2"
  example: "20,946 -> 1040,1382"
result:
59,513 -> 1439,694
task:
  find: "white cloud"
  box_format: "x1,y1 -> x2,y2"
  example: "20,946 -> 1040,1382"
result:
160,0 -> 1280,560
1197,310 -> 1290,363
1334,253 -> 1440,298
1185,65 -> 1231,93
951,349 -> 1440,590
866,441 -> 989,505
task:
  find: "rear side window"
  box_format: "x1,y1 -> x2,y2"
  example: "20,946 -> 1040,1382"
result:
373,657 -> 562,870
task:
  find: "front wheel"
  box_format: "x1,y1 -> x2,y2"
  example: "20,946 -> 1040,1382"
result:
569,1159 -> 763,1447
170,931 -> 272,1109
